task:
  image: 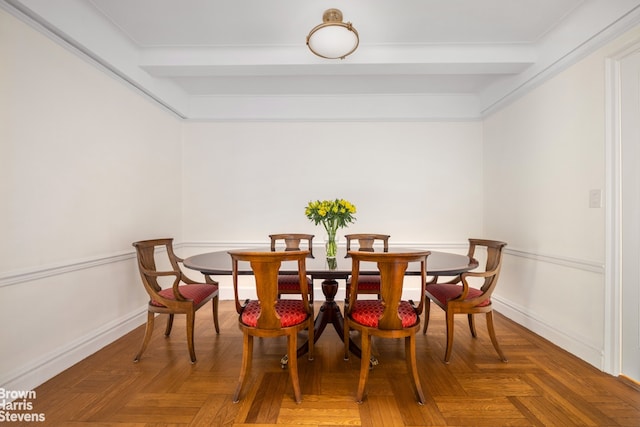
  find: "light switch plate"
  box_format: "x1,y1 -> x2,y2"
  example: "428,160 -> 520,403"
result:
589,189 -> 602,208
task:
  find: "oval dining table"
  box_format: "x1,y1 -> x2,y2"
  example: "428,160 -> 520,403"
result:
184,246 -> 478,362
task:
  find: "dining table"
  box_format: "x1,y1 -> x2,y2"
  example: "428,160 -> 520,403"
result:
183,245 -> 478,362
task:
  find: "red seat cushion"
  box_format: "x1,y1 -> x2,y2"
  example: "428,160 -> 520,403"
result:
347,275 -> 381,292
151,284 -> 217,307
426,284 -> 490,307
277,274 -> 311,292
241,299 -> 309,328
350,300 -> 418,328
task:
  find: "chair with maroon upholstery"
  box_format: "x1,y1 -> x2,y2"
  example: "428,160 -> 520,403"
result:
229,250 -> 314,403
423,238 -> 508,364
269,233 -> 315,303
344,234 -> 390,303
343,250 -> 430,404
132,238 -> 219,363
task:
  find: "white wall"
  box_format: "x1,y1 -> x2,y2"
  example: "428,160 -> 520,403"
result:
483,26 -> 640,369
0,10 -> 182,391
181,121 -> 483,245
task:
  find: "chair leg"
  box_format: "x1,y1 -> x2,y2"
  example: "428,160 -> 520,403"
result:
134,311 -> 154,362
164,314 -> 174,336
344,318 -> 350,361
486,311 -> 508,362
212,296 -> 220,334
186,311 -> 196,364
405,334 -> 425,405
356,331 -> 371,403
344,282 -> 351,307
307,317 -> 315,361
422,299 -> 431,334
288,332 -> 302,403
233,332 -> 253,403
444,310 -> 455,364
468,313 -> 477,338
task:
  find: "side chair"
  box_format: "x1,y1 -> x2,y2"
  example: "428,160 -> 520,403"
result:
344,250 -> 430,404
229,250 -> 315,404
344,234 -> 390,303
269,233 -> 315,303
132,238 -> 219,364
423,238 -> 508,363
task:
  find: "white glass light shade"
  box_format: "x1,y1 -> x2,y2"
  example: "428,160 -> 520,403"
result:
306,9 -> 359,60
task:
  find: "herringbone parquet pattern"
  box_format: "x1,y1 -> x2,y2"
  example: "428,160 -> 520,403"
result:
27,300 -> 640,426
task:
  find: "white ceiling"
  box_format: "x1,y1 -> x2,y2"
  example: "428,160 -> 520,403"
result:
3,0 -> 640,120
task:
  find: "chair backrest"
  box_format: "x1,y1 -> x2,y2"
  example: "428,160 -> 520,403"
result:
229,250 -> 311,329
132,238 -> 182,296
465,238 -> 507,295
269,233 -> 314,256
347,250 -> 430,330
345,234 -> 390,252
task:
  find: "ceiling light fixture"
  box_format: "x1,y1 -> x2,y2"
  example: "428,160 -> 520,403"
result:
306,8 -> 359,60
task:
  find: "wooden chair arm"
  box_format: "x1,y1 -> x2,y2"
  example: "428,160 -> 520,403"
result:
170,276 -> 188,301
344,265 -> 360,316
231,258 -> 243,314
457,269 -> 498,301
409,299 -> 421,314
411,258 -> 428,314
204,275 -> 218,285
139,268 -> 189,301
140,267 -> 180,279
173,257 -> 205,285
428,275 -> 462,285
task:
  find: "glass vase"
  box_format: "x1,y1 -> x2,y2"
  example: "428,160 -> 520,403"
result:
325,230 -> 338,258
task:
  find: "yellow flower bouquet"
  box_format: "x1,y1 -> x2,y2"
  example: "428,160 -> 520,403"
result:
305,198 -> 356,257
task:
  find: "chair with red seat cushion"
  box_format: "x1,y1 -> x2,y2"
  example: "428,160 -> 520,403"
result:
132,238 -> 219,363
269,233 -> 315,303
423,238 -> 508,364
229,250 -> 314,404
344,234 -> 390,303
344,250 -> 430,404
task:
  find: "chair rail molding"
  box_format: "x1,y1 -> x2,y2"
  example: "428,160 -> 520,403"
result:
504,247 -> 605,274
0,250 -> 136,288
0,243 -> 188,288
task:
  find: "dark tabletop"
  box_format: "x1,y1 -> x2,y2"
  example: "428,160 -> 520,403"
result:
184,246 -> 478,280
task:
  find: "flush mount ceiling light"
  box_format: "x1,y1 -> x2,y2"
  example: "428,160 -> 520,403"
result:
306,8 -> 359,60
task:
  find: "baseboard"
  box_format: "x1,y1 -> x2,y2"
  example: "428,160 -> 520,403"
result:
0,307 -> 147,394
492,295 -> 604,370
619,374 -> 640,391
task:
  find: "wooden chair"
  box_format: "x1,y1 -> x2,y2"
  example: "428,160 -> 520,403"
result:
132,238 -> 219,363
269,233 -> 315,303
345,234 -> 390,253
230,250 -> 314,403
344,250 -> 430,404
344,234 -> 390,302
423,238 -> 508,363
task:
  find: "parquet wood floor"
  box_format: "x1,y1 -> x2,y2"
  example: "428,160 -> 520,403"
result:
23,300 -> 640,426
